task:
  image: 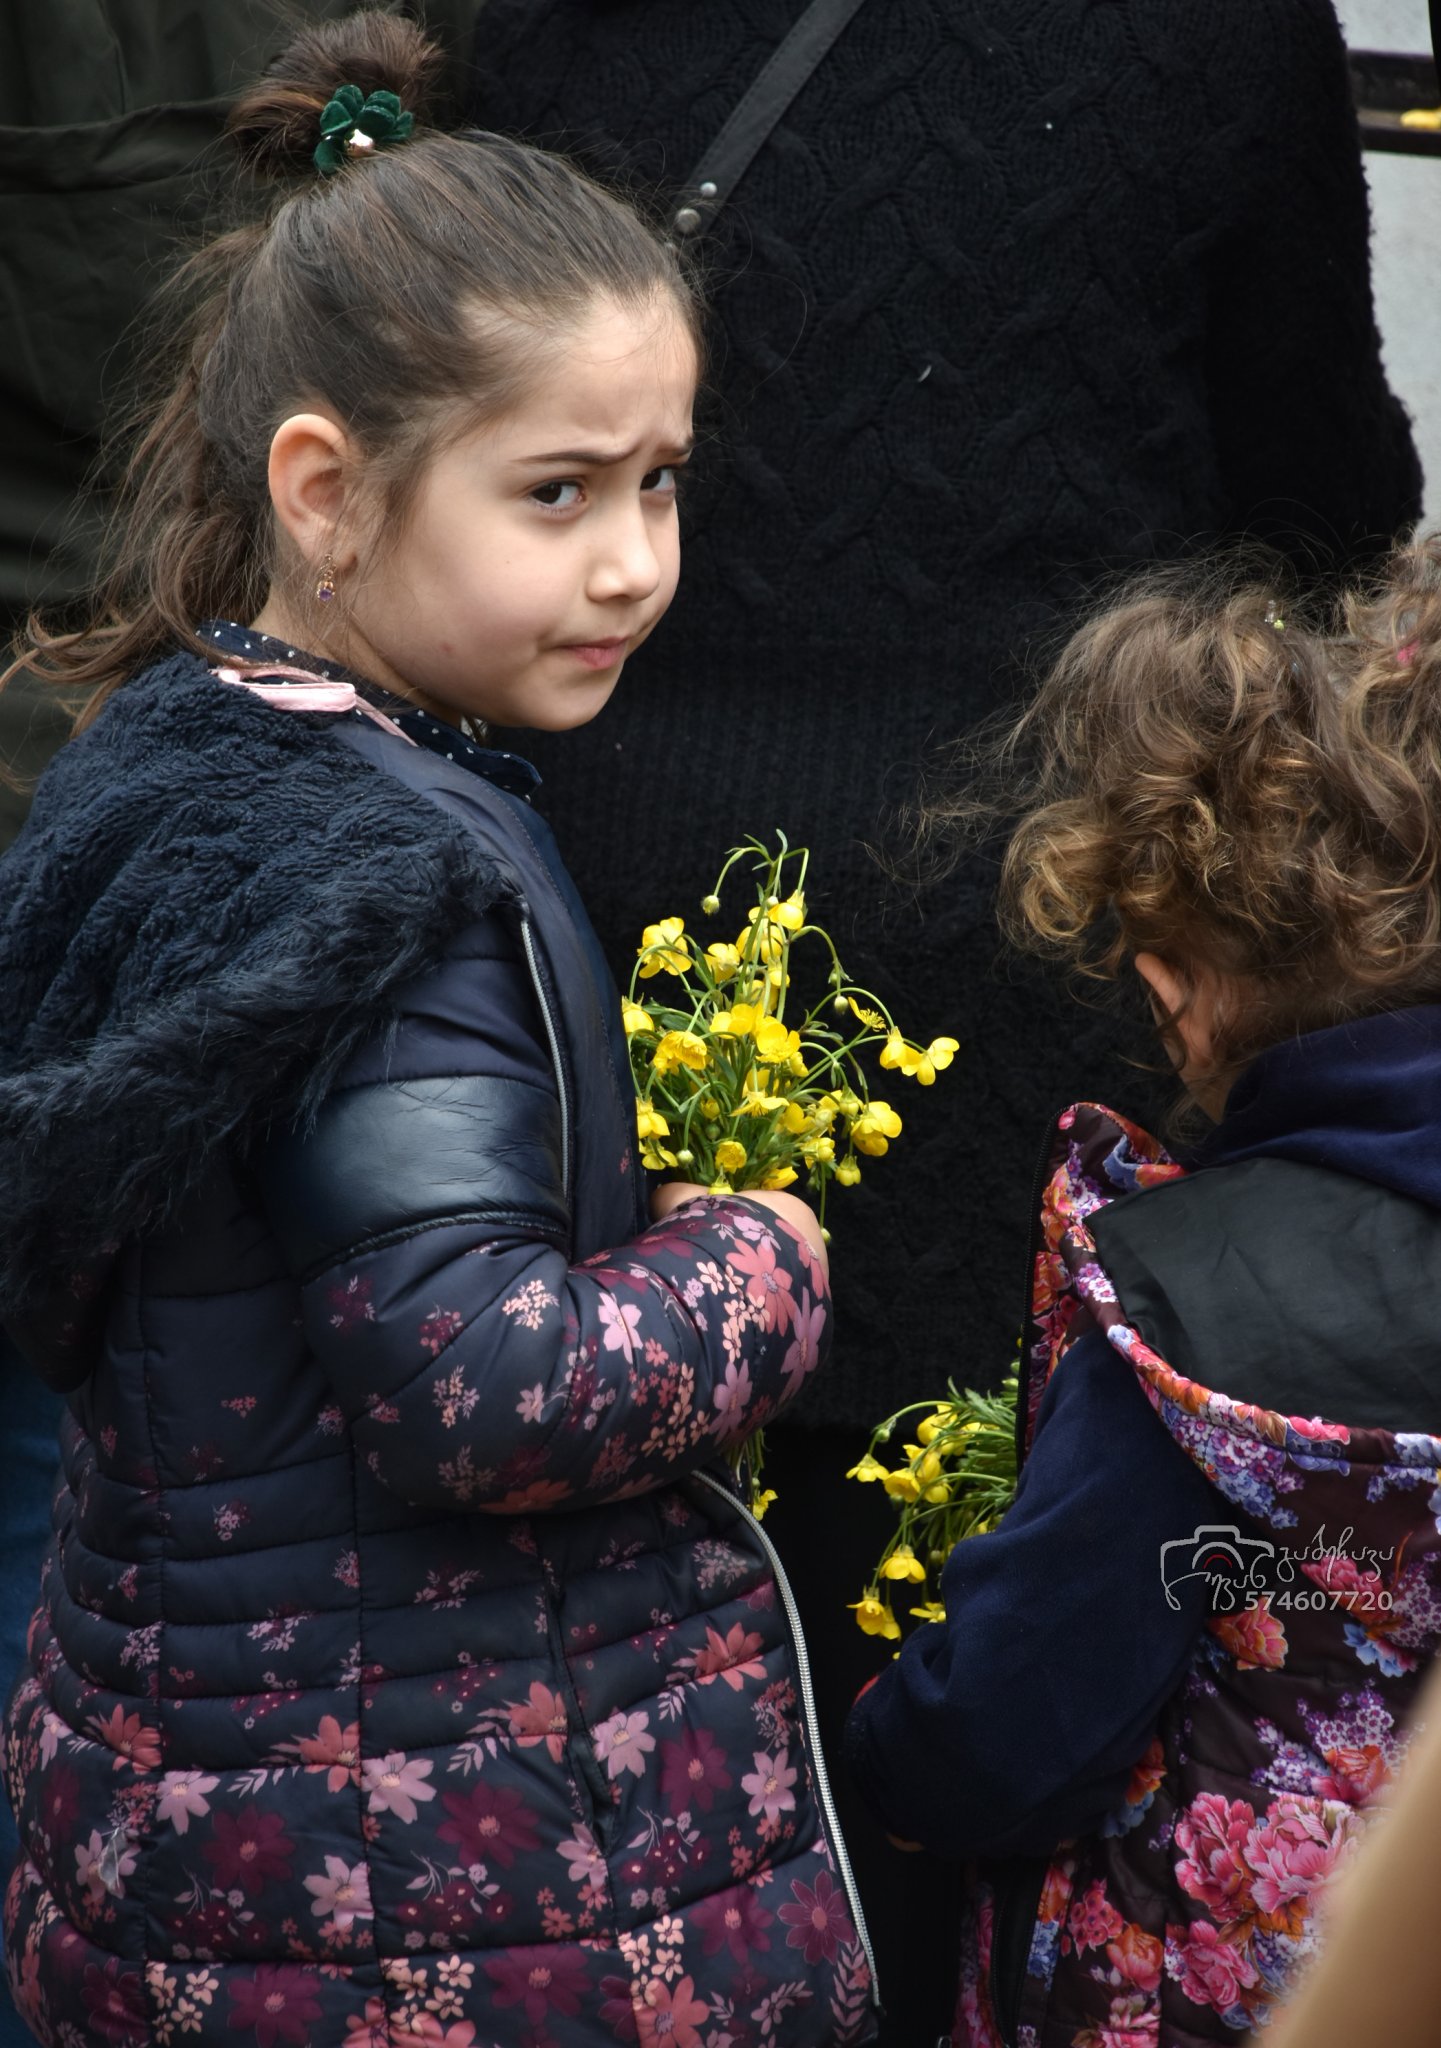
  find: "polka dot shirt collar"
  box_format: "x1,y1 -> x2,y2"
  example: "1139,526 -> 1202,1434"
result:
200,621 -> 541,800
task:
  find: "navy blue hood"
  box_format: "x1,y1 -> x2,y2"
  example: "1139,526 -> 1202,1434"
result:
1197,1004 -> 1441,1212
0,651 -> 507,1326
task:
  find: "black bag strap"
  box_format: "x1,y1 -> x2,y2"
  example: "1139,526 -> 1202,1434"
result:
670,0 -> 871,242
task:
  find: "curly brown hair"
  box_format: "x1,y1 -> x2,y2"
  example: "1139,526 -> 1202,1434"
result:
927,536 -> 1441,1075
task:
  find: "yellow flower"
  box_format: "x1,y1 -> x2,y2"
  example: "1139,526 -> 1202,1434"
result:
881,1467 -> 921,1503
752,1488 -> 778,1519
652,1030 -> 708,1077
896,1446 -> 949,1501
880,1034 -> 961,1085
780,1102 -> 812,1135
880,1545 -> 927,1584
708,1177 -> 733,1196
622,1000 -> 655,1037
776,891 -> 806,928
849,1592 -> 901,1641
637,916 -> 690,977
748,890 -> 806,932
846,1453 -> 889,1483
636,1099 -> 670,1140
915,1035 -> 960,1085
904,1447 -> 945,1488
753,1016 -> 801,1064
739,1090 -> 786,1117
705,942 -> 741,981
641,1143 -> 679,1170
715,1139 -> 748,1174
916,1406 -> 956,1445
851,1100 -> 902,1157
761,1165 -> 798,1190
712,1002 -> 762,1038
801,1132 -> 835,1168
741,916 -> 785,964
835,1156 -> 862,1187
848,997 -> 887,1030
821,1087 -> 862,1121
909,1600 -> 947,1625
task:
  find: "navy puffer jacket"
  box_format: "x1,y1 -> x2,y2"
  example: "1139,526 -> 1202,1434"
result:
0,655 -> 879,2046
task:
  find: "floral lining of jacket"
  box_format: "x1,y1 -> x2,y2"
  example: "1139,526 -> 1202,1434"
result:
955,1102 -> 1441,2048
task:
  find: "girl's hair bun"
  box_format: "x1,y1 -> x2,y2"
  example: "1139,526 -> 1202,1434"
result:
228,9 -> 442,181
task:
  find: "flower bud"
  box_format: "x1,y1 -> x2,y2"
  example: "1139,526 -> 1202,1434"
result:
701,894 -> 721,916
676,1149 -> 694,1166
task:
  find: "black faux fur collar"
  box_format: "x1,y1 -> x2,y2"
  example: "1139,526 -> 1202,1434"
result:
0,653 -> 508,1325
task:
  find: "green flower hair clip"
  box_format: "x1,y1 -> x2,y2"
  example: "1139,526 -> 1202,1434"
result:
313,85 -> 414,175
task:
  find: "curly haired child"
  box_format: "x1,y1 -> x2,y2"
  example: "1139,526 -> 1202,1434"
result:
848,541 -> 1441,2046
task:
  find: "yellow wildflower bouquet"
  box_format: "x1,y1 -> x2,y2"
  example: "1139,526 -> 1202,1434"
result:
627,836 -> 958,1510
627,835 -> 957,1223
847,1372 -> 1019,1640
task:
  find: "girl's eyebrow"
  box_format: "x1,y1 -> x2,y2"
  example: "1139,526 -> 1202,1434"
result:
513,438 -> 694,468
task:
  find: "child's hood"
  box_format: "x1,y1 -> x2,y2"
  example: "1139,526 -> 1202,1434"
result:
1195,1004 -> 1441,1211
0,651 -> 507,1354
1085,1006 -> 1441,1432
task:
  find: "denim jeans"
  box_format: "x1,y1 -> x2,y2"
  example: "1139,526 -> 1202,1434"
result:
0,1343 -> 62,2045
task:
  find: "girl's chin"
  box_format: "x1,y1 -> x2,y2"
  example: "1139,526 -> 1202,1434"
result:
525,680 -> 625,733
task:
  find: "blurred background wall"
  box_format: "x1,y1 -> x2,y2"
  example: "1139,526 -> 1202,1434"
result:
1338,0 -> 1441,522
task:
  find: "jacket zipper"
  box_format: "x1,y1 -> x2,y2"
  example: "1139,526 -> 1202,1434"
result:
695,1468 -> 882,2008
520,893 -> 873,1991
520,915 -> 573,1212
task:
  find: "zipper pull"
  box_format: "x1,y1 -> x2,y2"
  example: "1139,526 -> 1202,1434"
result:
97,1821 -> 132,1896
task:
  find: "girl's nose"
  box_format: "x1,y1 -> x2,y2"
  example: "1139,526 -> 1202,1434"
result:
587,506 -> 663,604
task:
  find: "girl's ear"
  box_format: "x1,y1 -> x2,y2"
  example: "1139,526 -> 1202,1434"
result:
1133,952 -> 1188,1034
1134,951 -> 1230,1112
266,413 -> 356,570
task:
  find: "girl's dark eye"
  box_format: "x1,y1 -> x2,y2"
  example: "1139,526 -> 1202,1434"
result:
529,479 -> 582,510
642,466 -> 679,494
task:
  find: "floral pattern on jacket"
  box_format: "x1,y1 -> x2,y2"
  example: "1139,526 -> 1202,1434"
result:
955,1103 -> 1441,2048
1,711 -> 876,2047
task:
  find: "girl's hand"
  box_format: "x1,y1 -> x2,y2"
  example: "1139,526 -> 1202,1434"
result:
649,1180 -> 710,1220
650,1181 -> 830,1279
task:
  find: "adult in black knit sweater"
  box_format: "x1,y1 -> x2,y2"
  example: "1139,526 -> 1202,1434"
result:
473,3 -> 1419,2037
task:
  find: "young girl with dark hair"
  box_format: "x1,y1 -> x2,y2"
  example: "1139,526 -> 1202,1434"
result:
848,543 -> 1441,2046
0,14 -> 876,2044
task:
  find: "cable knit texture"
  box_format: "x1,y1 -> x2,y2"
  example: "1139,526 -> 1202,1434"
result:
474,0 -> 1422,1426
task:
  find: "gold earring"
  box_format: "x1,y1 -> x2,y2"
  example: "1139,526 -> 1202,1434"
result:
315,554 -> 337,604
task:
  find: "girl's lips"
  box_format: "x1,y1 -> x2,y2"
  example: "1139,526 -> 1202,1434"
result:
560,638 -> 628,671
